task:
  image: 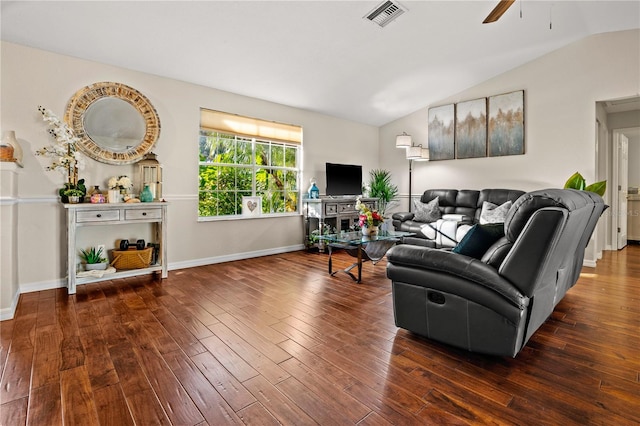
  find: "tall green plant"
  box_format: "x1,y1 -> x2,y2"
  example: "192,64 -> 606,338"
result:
564,172 -> 606,196
366,169 -> 399,216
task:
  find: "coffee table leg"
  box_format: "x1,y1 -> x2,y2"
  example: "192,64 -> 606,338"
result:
356,245 -> 362,283
328,244 -> 334,275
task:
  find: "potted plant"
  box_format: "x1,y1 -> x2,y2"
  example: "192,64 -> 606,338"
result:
61,181 -> 86,203
564,172 -> 606,196
366,169 -> 399,220
79,246 -> 108,271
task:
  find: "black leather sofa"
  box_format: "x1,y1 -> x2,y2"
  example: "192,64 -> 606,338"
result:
392,189 -> 525,248
386,189 -> 606,357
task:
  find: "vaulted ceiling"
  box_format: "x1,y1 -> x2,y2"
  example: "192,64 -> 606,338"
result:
2,1 -> 639,126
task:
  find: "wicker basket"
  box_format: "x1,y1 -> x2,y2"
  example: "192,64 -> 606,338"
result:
110,247 -> 152,270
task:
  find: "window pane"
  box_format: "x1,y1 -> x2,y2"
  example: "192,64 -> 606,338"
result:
285,146 -> 297,168
199,165 -> 218,190
199,192 -> 219,216
217,191 -> 238,215
217,166 -> 236,190
210,134 -> 235,163
270,144 -> 284,167
255,142 -> 268,165
284,170 -> 297,191
255,168 -> 268,191
199,133 -> 211,161
236,167 -> 253,191
286,191 -> 298,213
236,139 -> 253,165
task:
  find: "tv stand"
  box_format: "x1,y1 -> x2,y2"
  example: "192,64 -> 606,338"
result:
303,196 -> 378,251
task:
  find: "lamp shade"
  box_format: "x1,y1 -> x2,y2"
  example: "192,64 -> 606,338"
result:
415,148 -> 430,161
395,132 -> 412,148
407,145 -> 430,161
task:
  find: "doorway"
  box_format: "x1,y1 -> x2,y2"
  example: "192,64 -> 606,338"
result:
597,96 -> 640,251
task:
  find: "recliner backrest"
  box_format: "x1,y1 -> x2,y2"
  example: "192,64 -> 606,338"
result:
496,189 -> 605,343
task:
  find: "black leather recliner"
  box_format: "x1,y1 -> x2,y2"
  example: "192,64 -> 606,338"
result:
386,189 -> 606,357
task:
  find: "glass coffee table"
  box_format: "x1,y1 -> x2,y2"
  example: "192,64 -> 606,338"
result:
317,230 -> 415,283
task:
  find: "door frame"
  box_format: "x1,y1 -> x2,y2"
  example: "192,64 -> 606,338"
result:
611,128 -> 635,249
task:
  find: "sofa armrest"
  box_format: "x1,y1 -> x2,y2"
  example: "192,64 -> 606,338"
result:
392,212 -> 415,222
386,245 -> 527,308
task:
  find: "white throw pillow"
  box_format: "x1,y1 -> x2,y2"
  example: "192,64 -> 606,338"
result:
480,200 -> 512,224
413,197 -> 441,222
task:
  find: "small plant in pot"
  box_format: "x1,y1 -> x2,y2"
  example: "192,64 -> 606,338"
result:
60,178 -> 87,203
80,246 -> 108,271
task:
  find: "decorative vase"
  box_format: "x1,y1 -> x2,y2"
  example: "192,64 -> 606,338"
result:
362,225 -> 378,236
108,189 -> 121,203
1,131 -> 22,165
68,195 -> 80,204
140,184 -> 153,202
85,262 -> 108,271
87,185 -> 100,197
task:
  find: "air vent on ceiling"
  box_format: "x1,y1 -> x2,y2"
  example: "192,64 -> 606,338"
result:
364,1 -> 406,28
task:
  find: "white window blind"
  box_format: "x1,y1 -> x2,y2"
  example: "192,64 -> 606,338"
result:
200,108 -> 302,145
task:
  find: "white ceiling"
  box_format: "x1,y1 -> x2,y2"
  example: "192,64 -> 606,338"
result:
2,1 -> 639,126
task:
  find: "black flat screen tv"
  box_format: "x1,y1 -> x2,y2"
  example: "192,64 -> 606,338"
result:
325,163 -> 362,196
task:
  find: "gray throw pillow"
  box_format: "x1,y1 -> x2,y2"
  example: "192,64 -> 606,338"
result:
479,200 -> 512,224
413,197 -> 441,222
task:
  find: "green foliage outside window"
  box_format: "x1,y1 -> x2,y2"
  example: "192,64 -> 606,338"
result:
199,131 -> 300,217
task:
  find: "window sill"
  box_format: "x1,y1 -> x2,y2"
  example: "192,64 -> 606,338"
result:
198,212 -> 301,222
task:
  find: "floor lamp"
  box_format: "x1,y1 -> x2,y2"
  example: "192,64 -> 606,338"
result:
396,132 -> 429,212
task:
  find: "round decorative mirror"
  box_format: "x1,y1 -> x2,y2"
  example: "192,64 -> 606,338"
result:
65,82 -> 160,165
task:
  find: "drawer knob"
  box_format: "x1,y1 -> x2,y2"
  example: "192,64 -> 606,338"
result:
96,214 -> 102,218
142,212 -> 147,216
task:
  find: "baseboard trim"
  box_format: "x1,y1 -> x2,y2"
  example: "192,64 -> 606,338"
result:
168,244 -> 305,271
0,290 -> 20,321
583,259 -> 597,268
20,278 -> 67,294
1,245 -> 306,321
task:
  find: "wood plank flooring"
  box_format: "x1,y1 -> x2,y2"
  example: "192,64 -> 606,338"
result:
1,245 -> 639,425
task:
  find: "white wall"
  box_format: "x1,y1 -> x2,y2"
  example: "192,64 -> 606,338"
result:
379,29 -> 640,264
608,110 -> 640,187
0,41 -> 378,317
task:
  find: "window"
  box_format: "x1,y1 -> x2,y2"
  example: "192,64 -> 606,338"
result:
198,109 -> 302,218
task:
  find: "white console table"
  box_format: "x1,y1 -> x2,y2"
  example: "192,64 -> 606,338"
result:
65,202 -> 168,294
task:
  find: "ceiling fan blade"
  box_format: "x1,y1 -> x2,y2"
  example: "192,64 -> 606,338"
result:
483,0 -> 515,24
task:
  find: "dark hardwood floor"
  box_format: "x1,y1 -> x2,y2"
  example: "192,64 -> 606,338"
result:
1,245 -> 639,425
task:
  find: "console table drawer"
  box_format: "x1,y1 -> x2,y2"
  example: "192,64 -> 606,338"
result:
125,208 -> 162,220
76,210 -> 120,223
337,203 -> 355,213
325,204 -> 337,215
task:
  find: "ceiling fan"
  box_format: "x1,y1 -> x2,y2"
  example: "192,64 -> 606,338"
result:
483,0 -> 516,24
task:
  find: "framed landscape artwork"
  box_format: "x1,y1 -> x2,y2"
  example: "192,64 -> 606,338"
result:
488,90 -> 524,157
455,98 -> 487,159
428,104 -> 455,160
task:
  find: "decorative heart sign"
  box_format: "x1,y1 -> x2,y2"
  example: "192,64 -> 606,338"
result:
247,200 -> 258,212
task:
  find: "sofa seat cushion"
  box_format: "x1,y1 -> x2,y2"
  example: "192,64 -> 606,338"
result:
453,223 -> 505,259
